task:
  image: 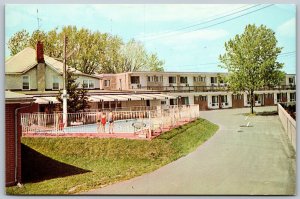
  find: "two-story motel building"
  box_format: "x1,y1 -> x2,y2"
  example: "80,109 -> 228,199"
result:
97,71 -> 296,110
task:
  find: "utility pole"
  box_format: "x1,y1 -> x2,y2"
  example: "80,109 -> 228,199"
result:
62,35 -> 68,127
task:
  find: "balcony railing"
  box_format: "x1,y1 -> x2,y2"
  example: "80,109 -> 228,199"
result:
141,84 -> 296,93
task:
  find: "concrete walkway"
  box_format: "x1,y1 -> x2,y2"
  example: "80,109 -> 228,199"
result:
82,106 -> 296,195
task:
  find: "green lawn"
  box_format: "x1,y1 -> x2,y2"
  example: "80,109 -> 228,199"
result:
6,118 -> 218,195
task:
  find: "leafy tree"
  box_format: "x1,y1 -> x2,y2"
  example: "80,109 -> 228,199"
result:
8,26 -> 165,74
8,29 -> 30,55
147,53 -> 164,72
219,24 -> 285,114
57,69 -> 89,113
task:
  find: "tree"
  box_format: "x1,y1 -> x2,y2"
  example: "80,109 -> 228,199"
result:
8,26 -> 165,74
57,69 -> 89,113
8,29 -> 30,55
147,53 -> 164,72
219,24 -> 285,114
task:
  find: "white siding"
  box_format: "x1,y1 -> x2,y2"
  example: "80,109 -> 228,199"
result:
6,68 -> 37,90
45,66 -> 63,90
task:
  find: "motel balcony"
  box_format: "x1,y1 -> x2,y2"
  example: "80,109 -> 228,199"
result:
141,84 -> 296,93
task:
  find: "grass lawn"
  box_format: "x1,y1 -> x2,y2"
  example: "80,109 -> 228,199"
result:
6,118 -> 218,195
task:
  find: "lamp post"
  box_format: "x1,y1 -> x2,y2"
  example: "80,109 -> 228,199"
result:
62,35 -> 68,127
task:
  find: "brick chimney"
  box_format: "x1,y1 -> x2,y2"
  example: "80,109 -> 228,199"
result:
36,41 -> 46,91
36,41 -> 45,63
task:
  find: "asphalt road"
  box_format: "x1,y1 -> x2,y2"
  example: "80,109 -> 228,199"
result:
82,106 -> 296,195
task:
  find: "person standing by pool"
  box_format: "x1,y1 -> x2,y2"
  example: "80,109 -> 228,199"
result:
108,110 -> 114,134
101,112 -> 107,133
96,110 -> 102,133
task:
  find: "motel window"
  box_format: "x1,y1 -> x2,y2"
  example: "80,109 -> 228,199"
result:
199,96 -> 207,101
181,97 -> 189,105
131,76 -> 140,84
221,95 -> 228,103
169,76 -> 176,84
290,93 -> 296,101
52,76 -> 59,90
212,96 -> 219,105
83,80 -> 88,88
194,76 -> 205,82
22,75 -> 30,90
104,80 -> 110,87
233,94 -> 242,100
89,80 -> 95,89
247,95 -> 250,103
180,77 -> 188,84
148,76 -> 163,82
170,99 -> 177,105
277,93 -> 282,102
83,80 -> 95,89
255,94 -> 261,103
211,77 -> 217,84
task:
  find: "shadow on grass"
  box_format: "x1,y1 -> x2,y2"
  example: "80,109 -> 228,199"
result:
21,144 -> 91,183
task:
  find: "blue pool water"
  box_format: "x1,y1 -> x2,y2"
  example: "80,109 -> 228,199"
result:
63,119 -> 150,133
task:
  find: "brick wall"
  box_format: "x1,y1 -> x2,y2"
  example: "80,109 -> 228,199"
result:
5,103 -> 38,186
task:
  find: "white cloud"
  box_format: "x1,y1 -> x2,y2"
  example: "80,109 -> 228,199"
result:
277,17 -> 295,37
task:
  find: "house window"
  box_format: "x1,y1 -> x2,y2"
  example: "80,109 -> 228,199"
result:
289,77 -> 294,84
169,76 -> 176,84
104,80 -> 110,87
290,93 -> 296,101
52,76 -> 59,90
211,77 -> 217,84
131,76 -> 140,84
180,77 -> 188,84
22,75 -> 30,90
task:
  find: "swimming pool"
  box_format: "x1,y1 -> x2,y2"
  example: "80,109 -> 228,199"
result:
58,119 -> 150,134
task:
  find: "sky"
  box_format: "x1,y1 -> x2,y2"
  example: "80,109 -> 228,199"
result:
5,4 -> 296,74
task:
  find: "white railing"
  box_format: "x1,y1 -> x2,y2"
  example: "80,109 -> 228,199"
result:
277,103 -> 296,151
21,105 -> 200,137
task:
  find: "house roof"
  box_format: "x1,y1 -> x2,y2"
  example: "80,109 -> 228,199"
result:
5,47 -> 99,79
5,91 -> 35,103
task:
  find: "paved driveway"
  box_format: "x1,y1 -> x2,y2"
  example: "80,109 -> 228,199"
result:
82,106 -> 296,195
